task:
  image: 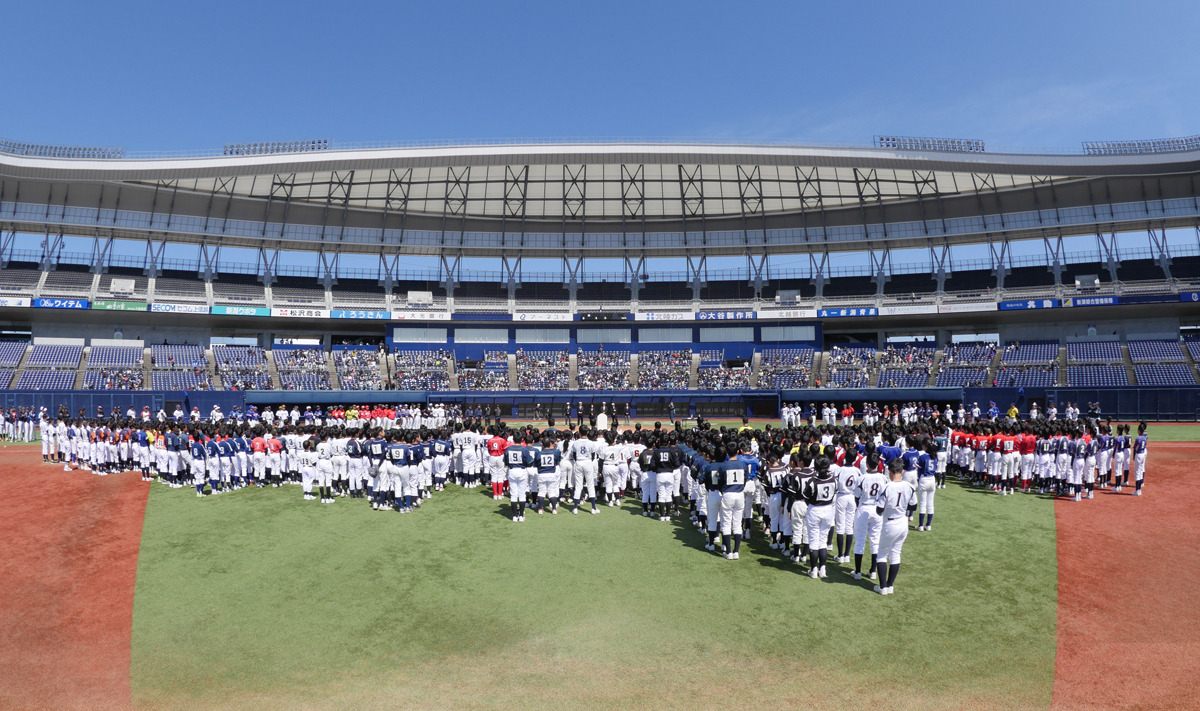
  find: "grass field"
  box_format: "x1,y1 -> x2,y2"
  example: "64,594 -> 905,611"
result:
131,476 -> 1057,710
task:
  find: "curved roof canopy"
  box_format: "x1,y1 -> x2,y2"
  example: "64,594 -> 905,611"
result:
2,142 -> 1199,258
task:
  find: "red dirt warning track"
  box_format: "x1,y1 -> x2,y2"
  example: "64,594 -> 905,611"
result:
1052,442 -> 1200,711
0,449 -> 146,711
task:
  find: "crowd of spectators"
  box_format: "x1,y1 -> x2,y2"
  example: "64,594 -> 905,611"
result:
213,345 -> 272,391
390,349 -> 451,391
696,364 -> 751,389
457,367 -> 509,390
274,347 -> 331,390
637,349 -> 692,389
757,348 -> 814,388
824,345 -> 874,388
942,341 -> 998,366
874,344 -> 934,385
576,347 -> 631,390
516,349 -> 570,390
336,349 -> 386,391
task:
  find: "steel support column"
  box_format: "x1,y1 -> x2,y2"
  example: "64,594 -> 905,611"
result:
869,245 -> 891,297
1096,229 -> 1120,283
198,238 -> 221,282
143,235 -> 168,278
1043,231 -> 1065,285
0,226 -> 16,269
500,254 -> 522,298
990,236 -> 1009,290
624,254 -> 645,302
930,238 -> 950,293
40,229 -> 64,271
257,244 -> 280,286
89,230 -> 115,274
810,249 -> 828,300
563,256 -> 583,302
439,251 -> 461,300
1147,224 -> 1172,279
317,247 -> 339,290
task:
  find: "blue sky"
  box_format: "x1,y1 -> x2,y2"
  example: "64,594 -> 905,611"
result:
7,1 -> 1200,275
4,1 -> 1196,151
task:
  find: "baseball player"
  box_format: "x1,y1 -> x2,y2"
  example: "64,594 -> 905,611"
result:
504,433 -> 534,521
832,456 -> 859,562
916,441 -> 938,531
875,459 -> 916,595
717,448 -> 750,560
852,452 -> 887,580
802,456 -> 837,577
1131,423 -> 1148,495
534,435 -> 563,514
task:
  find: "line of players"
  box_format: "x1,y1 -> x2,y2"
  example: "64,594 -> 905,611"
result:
31,411 -> 1151,597
947,420 -> 1149,499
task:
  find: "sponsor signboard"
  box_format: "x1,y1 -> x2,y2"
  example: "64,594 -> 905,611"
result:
999,298 -> 1060,310
91,299 -> 148,311
390,310 -> 452,321
937,302 -> 996,314
271,307 -> 330,319
330,309 -> 390,320
696,310 -> 757,321
817,306 -> 878,318
150,302 -> 210,314
211,305 -> 270,317
633,311 -> 694,321
756,308 -> 819,319
878,304 -> 938,316
0,296 -> 32,308
1062,295 -> 1117,308
33,298 -> 89,309
514,312 -> 573,322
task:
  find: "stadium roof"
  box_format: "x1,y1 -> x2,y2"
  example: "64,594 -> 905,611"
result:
2,141 -> 1199,259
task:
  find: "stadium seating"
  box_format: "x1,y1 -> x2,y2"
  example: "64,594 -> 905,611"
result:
826,368 -> 870,388
1000,340 -> 1057,365
515,350 -> 569,390
335,348 -> 386,390
0,369 -> 14,388
1066,365 -> 1128,387
936,367 -> 988,387
697,349 -> 724,365
1184,335 -> 1200,362
275,347 -> 332,389
1135,364 -> 1196,386
994,366 -> 1057,387
1117,259 -> 1165,282
17,369 -> 78,389
877,368 -> 929,388
0,340 -> 28,367
696,365 -> 751,389
151,345 -> 205,369
279,373 -> 332,390
83,368 -> 144,389
1067,341 -> 1121,363
941,268 -> 993,293
758,348 -> 815,388
576,348 -> 631,390
151,370 -> 212,390
637,350 -> 692,390
457,366 -> 509,391
212,345 -> 272,390
941,342 -> 996,367
1127,339 -> 1185,363
88,345 -> 143,368
27,345 -> 83,368
391,349 -> 451,391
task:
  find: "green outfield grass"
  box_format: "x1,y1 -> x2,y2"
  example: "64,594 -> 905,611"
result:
132,475 -> 1057,710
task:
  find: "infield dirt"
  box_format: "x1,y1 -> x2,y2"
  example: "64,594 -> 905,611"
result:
0,449 -> 148,711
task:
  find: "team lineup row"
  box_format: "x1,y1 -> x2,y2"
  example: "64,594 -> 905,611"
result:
29,409 -> 1152,596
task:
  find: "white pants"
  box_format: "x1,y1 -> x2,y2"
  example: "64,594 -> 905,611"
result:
918,476 -> 936,514
805,504 -> 834,551
789,500 -> 807,545
573,460 -> 597,502
853,507 -> 882,555
878,517 -> 909,564
719,491 -> 745,535
834,494 -> 856,534
488,455 -> 506,483
656,470 -> 677,505
602,464 -> 620,494
1133,452 -> 1146,481
508,469 -> 530,502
